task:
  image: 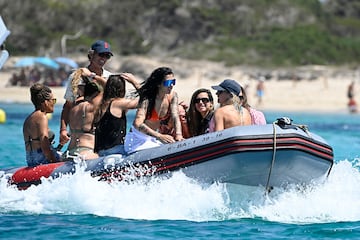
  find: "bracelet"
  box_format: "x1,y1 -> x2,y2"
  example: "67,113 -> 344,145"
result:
89,72 -> 96,79
60,128 -> 67,132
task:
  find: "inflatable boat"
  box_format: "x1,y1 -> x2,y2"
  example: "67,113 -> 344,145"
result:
0,118 -> 334,191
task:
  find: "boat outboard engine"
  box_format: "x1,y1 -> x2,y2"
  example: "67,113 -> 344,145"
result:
275,117 -> 297,129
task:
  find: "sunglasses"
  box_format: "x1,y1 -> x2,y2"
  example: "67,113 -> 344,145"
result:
194,98 -> 210,104
163,79 -> 176,87
98,52 -> 112,59
47,98 -> 57,104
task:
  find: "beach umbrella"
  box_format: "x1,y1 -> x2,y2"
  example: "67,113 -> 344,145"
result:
54,57 -> 78,68
14,57 -> 36,67
34,57 -> 60,69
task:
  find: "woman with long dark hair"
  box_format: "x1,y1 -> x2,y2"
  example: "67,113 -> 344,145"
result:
125,67 -> 184,154
93,73 -> 140,156
186,88 -> 214,137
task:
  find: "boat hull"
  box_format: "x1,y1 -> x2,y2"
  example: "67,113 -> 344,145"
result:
1,124 -> 334,190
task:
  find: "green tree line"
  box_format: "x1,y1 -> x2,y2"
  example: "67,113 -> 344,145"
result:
1,0 -> 360,67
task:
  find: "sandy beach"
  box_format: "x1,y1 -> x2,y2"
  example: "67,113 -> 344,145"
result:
0,55 -> 357,114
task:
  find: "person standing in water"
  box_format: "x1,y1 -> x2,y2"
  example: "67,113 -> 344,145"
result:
347,81 -> 358,113
256,77 -> 265,106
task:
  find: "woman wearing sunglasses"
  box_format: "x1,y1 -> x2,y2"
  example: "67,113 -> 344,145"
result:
209,79 -> 252,132
125,67 -> 184,154
185,88 -> 215,137
23,83 -> 61,166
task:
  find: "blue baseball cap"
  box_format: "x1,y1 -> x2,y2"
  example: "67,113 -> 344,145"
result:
91,40 -> 113,56
212,79 -> 242,96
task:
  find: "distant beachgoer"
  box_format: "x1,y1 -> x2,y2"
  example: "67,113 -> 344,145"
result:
347,81 -> 355,100
93,73 -> 140,156
124,67 -> 184,154
209,79 -> 251,132
59,40 -> 113,148
240,86 -> 266,125
185,88 -> 215,137
348,98 -> 358,113
347,81 -> 358,113
23,83 -> 60,166
256,77 -> 265,106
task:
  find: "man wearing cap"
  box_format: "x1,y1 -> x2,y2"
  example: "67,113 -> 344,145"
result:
59,40 -> 113,147
209,79 -> 251,132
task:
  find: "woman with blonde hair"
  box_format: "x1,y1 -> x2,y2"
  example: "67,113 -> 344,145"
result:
209,79 -> 252,132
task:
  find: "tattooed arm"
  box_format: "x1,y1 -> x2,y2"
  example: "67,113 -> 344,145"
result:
133,99 -> 176,143
170,91 -> 184,141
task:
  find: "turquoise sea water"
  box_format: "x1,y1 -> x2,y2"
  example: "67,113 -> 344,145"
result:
0,102 -> 359,239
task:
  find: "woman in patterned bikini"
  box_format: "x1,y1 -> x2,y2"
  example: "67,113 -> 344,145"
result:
125,67 -> 184,154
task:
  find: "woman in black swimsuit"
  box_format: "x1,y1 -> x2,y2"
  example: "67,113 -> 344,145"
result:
23,83 -> 60,166
93,73 -> 140,156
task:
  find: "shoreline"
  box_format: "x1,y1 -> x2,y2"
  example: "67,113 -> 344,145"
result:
0,80 -> 353,114
0,56 -> 358,114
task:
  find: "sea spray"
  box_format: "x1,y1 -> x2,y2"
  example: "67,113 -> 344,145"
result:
249,160 -> 360,224
1,158 -> 360,224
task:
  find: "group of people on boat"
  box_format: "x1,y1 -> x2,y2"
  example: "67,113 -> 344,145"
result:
23,40 -> 266,167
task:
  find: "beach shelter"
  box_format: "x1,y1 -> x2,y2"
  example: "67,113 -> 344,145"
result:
54,57 -> 78,68
14,57 -> 37,67
34,57 -> 60,69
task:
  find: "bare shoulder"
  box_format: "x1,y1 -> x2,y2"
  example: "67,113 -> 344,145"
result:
213,107 -> 224,119
112,98 -> 126,106
109,99 -> 125,117
32,111 -> 48,122
30,112 -> 48,130
215,105 -> 230,113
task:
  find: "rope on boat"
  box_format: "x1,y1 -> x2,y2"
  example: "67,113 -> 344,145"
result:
265,117 -> 310,194
294,124 -> 311,137
265,122 -> 277,194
